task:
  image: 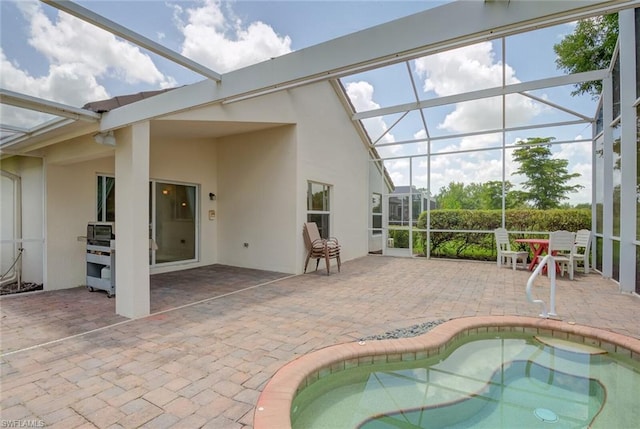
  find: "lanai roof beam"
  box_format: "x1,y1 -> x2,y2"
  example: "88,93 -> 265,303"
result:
352,69 -> 608,120
100,0 -> 635,131
0,89 -> 101,122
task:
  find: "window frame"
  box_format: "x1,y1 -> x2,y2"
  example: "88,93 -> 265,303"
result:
371,192 -> 382,235
307,181 -> 331,239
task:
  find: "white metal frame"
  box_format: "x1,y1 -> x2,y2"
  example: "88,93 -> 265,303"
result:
617,9 -> 638,292
3,0 -> 635,143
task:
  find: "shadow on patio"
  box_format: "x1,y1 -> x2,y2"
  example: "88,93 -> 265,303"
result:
0,265 -> 290,354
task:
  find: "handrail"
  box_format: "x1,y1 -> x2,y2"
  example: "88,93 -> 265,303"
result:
526,254 -> 557,318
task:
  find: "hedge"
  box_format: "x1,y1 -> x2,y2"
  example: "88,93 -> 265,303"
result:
414,209 -> 591,260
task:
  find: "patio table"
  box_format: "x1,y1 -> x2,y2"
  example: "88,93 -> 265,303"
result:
515,238 -> 553,272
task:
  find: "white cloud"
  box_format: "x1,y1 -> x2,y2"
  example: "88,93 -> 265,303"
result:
346,81 -> 398,156
18,0 -> 175,94
413,129 -> 429,155
429,151 -> 504,193
416,42 -> 505,96
1,0 -> 178,130
366,41 -> 568,195
554,141 -> 592,204
3,0 -> 293,130
176,0 -> 292,73
414,42 -> 541,134
1,48 -> 110,126
384,159 -> 410,185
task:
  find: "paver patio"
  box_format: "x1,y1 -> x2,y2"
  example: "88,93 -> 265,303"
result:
1,256 -> 638,428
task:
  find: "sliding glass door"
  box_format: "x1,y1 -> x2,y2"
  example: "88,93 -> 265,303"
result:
152,182 -> 197,265
98,175 -> 198,266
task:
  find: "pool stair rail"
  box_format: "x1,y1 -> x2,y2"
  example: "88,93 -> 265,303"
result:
526,254 -> 557,318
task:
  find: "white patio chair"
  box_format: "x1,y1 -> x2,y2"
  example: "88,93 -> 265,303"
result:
544,230 -> 576,280
494,228 -> 528,270
571,229 -> 592,274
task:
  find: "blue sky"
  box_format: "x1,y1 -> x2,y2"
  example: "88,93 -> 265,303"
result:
1,0 -> 445,103
0,0 -> 596,205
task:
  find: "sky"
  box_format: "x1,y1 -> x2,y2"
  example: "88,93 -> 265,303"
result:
0,0 -> 599,205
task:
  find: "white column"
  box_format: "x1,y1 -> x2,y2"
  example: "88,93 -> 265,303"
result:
618,9 -> 637,293
114,122 -> 150,318
602,77 -> 613,279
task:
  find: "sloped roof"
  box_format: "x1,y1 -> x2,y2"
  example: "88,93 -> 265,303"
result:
82,88 -> 179,113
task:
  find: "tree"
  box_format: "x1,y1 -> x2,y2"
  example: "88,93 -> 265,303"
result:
553,13 -> 618,98
511,137 -> 583,209
435,180 -> 526,210
436,182 -> 468,209
436,181 -> 523,210
477,181 -> 503,209
505,190 -> 529,209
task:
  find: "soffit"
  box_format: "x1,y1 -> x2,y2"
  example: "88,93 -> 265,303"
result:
150,120 -> 287,140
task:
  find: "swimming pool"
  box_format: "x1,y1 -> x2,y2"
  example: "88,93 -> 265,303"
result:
254,317 -> 640,429
291,333 -> 639,428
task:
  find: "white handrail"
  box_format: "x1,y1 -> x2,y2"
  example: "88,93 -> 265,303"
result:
526,254 -> 557,318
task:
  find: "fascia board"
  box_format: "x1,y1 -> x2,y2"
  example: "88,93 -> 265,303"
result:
101,0 -> 633,131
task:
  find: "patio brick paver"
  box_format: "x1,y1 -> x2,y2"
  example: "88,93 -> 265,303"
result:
1,257 -> 638,428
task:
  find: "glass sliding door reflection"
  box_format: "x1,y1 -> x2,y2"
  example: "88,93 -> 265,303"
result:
154,182 -> 197,264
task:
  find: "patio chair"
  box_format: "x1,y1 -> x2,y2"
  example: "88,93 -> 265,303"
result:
571,229 -> 592,274
544,230 -> 576,280
494,228 -> 528,270
303,222 -> 341,275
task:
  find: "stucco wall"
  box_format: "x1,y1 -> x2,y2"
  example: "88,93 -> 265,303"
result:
42,134 -> 219,289
31,79 -> 377,289
149,137 -> 218,273
216,126 -> 297,273
46,156 -> 113,290
290,82 -> 371,270
215,81 -> 373,274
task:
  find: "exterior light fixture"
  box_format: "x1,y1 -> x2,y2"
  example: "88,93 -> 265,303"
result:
93,130 -> 116,147
209,193 -> 216,201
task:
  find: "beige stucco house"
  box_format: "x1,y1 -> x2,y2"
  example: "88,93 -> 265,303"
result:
1,78 -> 389,317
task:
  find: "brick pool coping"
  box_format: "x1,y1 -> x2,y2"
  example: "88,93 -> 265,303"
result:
253,315 -> 640,429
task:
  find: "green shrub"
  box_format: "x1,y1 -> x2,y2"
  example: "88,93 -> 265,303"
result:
416,209 -> 591,260
388,229 -> 423,253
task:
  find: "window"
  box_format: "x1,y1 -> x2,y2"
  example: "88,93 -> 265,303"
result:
307,181 -> 331,239
371,192 -> 382,235
97,175 -> 198,265
96,175 -> 115,222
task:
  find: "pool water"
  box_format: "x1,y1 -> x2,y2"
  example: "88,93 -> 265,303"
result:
291,333 -> 640,429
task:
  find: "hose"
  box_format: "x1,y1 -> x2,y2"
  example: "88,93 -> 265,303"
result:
1,247 -> 24,281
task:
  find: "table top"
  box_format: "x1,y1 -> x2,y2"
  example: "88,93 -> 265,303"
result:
515,238 -> 549,244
